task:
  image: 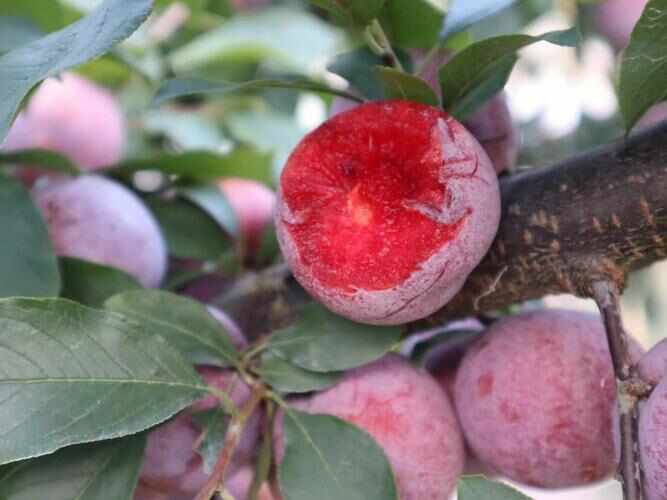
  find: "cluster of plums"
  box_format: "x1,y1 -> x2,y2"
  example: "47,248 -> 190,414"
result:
2,73 -> 275,289
134,308 -> 667,500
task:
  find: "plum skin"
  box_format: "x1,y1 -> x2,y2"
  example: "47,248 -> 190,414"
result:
595,0 -> 647,49
639,375 -> 667,500
413,49 -> 518,174
33,175 -> 167,288
454,309 -> 625,488
331,49 -> 519,175
218,178 -> 276,258
276,100 -> 501,325
274,355 -> 465,500
1,73 -> 125,184
637,337 -> 667,386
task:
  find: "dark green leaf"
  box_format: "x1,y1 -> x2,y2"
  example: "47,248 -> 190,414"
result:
439,28 -> 578,118
105,290 -> 240,367
113,148 -> 273,185
380,0 -> 446,49
448,56 -> 516,120
60,258 -> 142,308
0,17 -> 42,54
255,221 -> 280,266
307,0 -> 385,25
258,351 -> 342,394
0,175 -> 60,298
327,47 -> 413,101
376,67 -> 439,105
618,0 -> 667,131
0,0 -> 152,143
0,149 -> 80,175
0,297 -> 206,466
279,410 -> 398,500
0,435 -> 146,500
153,78 -> 362,107
442,0 -> 518,38
458,476 -> 533,500
267,304 -> 401,373
192,409 -> 228,473
168,8 -> 342,74
180,185 -> 239,238
145,196 -> 231,260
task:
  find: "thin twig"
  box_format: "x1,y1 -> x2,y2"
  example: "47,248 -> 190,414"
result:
591,280 -> 641,500
195,384 -> 266,500
366,19 -> 405,72
248,400 -> 275,500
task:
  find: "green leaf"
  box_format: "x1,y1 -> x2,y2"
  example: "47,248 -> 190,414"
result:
192,409 -> 228,473
448,56 -> 516,120
0,175 -> 60,298
0,297 -> 206,466
0,435 -> 146,500
307,0 -> 385,26
142,110 -> 228,151
458,476 -> 533,500
439,28 -> 578,119
255,221 -> 280,266
180,185 -> 239,238
0,1 -> 66,33
144,196 -> 231,261
267,304 -> 401,373
0,0 -> 152,143
376,67 -> 439,105
618,0 -> 667,131
279,410 -> 398,500
327,47 -> 413,101
442,0 -> 518,38
0,17 -> 43,54
113,148 -> 274,185
258,351 -> 343,394
380,0 -> 446,49
104,290 -> 239,367
168,7 -> 341,74
226,111 -> 307,181
0,149 -> 80,175
152,78 -> 361,107
59,258 -> 142,308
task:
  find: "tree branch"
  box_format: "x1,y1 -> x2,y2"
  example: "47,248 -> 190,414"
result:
591,280 -> 641,500
195,384 -> 265,500
425,121 -> 667,324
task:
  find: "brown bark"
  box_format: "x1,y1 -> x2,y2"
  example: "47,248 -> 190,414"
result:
592,281 -> 641,500
424,121 -> 667,324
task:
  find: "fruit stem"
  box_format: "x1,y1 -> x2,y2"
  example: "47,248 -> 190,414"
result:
194,383 -> 266,500
366,19 -> 405,73
248,400 -> 275,500
415,44 -> 442,78
591,280 -> 641,500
